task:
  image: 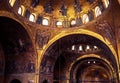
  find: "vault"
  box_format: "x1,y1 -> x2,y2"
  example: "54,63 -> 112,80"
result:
39,34 -> 119,83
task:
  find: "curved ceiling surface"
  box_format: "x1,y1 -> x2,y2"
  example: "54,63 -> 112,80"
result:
9,0 -> 110,27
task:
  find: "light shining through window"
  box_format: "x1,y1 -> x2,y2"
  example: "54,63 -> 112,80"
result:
29,14 -> 35,22
79,45 -> 82,51
95,6 -> 102,17
42,18 -> 49,25
71,20 -> 76,25
18,7 -> 22,15
72,45 -> 75,51
82,14 -> 89,24
9,0 -> 16,7
103,0 -> 109,8
56,21 -> 62,26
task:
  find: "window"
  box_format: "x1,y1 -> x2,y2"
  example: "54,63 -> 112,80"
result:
18,5 -> 25,16
79,45 -> 83,51
82,14 -> 89,24
70,19 -> 76,26
95,6 -> 102,17
9,0 -> 16,7
29,14 -> 35,22
56,21 -> 62,26
85,45 -> 91,52
56,21 -> 63,27
103,0 -> 109,8
42,18 -> 49,26
93,46 -> 98,50
72,45 -> 75,51
86,45 -> 90,50
18,7 -> 22,15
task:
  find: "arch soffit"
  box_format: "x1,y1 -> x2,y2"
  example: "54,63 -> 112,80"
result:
68,54 -> 115,79
0,11 -> 34,43
81,65 -> 112,79
39,29 -> 118,69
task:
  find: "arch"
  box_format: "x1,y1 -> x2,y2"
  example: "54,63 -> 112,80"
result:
79,66 -> 112,82
0,16 -> 36,75
10,79 -> 21,83
39,33 -> 119,83
70,57 -> 115,82
39,29 -> 117,66
0,11 -> 33,40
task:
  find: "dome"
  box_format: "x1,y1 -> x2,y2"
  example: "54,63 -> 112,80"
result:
8,0 -> 110,27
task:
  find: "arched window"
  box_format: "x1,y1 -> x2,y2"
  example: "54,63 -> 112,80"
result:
82,14 -> 89,24
25,10 -> 30,19
56,21 -> 62,26
79,45 -> 83,51
95,6 -> 102,17
42,18 -> 49,26
18,5 -> 25,16
70,19 -> 76,26
103,0 -> 109,8
9,0 -> 16,7
72,45 -> 75,51
29,14 -> 35,22
18,7 -> 22,15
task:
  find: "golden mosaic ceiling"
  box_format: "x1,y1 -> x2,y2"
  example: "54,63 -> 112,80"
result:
10,0 -> 109,27
30,0 -> 100,18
